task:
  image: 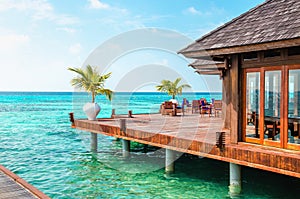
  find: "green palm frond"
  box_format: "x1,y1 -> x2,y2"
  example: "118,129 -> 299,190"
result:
97,88 -> 113,101
156,78 -> 191,99
68,65 -> 113,103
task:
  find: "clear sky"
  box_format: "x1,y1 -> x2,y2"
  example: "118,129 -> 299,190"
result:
0,0 -> 265,92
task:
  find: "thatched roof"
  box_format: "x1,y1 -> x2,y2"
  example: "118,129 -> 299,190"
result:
188,59 -> 225,76
189,59 -> 223,67
180,0 -> 300,58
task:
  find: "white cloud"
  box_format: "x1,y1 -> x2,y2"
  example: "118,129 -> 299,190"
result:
88,0 -> 109,9
0,0 -> 79,25
0,0 -> 53,18
186,7 -> 202,15
57,27 -> 77,34
55,15 -> 79,25
0,0 -> 52,11
185,6 -> 225,17
0,34 -> 29,51
69,43 -> 82,55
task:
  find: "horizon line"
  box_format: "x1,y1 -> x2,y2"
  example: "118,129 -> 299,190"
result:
0,90 -> 222,93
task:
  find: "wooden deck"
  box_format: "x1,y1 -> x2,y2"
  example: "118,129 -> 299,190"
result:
0,165 -> 50,199
74,114 -> 300,178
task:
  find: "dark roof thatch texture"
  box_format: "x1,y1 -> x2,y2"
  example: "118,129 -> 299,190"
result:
189,59 -> 223,68
180,0 -> 300,54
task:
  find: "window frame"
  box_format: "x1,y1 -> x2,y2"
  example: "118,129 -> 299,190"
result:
243,64 -> 300,150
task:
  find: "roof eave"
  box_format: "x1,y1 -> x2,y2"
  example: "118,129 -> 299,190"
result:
189,62 -> 224,69
180,38 -> 300,58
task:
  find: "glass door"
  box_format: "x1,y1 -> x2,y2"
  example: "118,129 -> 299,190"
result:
287,68 -> 300,149
244,65 -> 300,150
244,71 -> 260,143
263,70 -> 282,147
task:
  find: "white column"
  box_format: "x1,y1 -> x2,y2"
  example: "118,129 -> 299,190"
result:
122,139 -> 130,158
120,119 -> 130,157
165,149 -> 175,173
229,163 -> 242,196
91,132 -> 97,152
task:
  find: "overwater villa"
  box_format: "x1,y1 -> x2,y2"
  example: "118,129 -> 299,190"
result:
72,0 -> 300,195
180,0 -> 300,150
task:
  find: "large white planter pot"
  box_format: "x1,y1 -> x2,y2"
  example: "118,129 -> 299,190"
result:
83,102 -> 101,120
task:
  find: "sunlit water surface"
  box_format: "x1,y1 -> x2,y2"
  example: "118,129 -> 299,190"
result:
0,92 -> 299,199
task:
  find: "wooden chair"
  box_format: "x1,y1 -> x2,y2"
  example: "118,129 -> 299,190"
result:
182,98 -> 192,114
213,100 -> 222,117
264,119 -> 281,140
160,101 -> 182,116
160,101 -> 174,115
200,99 -> 211,117
192,100 -> 200,113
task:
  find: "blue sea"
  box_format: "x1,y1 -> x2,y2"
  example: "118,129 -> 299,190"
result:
0,92 -> 299,199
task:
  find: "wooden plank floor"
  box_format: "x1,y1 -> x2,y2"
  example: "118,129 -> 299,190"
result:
74,113 -> 300,178
0,171 -> 37,199
0,165 -> 49,199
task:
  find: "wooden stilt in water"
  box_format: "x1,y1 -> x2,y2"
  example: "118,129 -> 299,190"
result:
229,162 -> 242,196
120,119 -> 130,157
143,144 -> 148,153
165,149 -> 175,174
91,133 -> 97,152
122,139 -> 130,158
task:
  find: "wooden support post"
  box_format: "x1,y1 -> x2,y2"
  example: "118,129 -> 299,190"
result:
120,119 -> 130,157
128,110 -> 133,118
69,112 -> 75,127
120,119 -> 126,133
229,163 -> 242,196
90,133 -> 97,153
111,109 -> 115,118
122,139 -> 130,158
222,71 -> 231,129
143,144 -> 148,153
230,55 -> 239,143
165,149 -> 175,174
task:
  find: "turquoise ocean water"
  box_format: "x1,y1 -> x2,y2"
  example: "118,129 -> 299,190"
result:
0,92 -> 299,199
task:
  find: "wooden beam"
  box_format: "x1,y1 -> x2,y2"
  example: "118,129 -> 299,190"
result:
223,69 -> 231,129
181,38 -> 300,58
189,59 -> 223,66
224,57 -> 230,69
242,55 -> 300,68
230,54 -> 239,144
195,70 -> 222,75
194,67 -> 224,71
191,64 -> 225,70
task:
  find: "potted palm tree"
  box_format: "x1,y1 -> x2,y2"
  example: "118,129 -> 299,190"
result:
68,65 -> 113,120
156,77 -> 191,101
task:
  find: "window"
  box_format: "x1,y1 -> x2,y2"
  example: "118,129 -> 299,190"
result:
288,69 -> 300,144
245,72 -> 260,140
264,71 -> 281,143
244,65 -> 300,150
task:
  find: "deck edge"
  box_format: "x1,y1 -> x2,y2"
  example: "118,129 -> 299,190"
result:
0,165 -> 51,199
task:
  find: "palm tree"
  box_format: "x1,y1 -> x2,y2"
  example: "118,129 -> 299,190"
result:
156,78 -> 191,99
68,65 -> 113,102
